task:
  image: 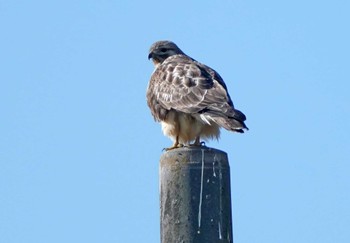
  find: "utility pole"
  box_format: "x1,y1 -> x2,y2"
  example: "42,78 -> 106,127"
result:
159,147 -> 233,243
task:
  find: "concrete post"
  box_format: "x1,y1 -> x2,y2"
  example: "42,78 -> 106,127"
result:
159,147 -> 233,243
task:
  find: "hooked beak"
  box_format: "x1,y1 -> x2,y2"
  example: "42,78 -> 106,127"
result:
148,52 -> 153,60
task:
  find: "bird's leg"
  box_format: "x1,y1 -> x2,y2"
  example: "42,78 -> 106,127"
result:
189,136 -> 203,147
194,136 -> 201,146
164,135 -> 183,151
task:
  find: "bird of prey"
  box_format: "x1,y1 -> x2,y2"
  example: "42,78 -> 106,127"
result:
147,40 -> 248,150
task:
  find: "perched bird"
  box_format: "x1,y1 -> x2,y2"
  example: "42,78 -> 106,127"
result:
147,40 -> 248,150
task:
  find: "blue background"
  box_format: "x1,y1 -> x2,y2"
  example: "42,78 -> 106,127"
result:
1,0 -> 349,242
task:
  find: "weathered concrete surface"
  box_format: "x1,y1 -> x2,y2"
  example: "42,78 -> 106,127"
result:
160,147 -> 233,243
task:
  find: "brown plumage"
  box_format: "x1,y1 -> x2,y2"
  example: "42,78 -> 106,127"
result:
147,40 -> 248,150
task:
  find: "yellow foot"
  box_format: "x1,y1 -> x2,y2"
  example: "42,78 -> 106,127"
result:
163,143 -> 184,151
188,141 -> 206,147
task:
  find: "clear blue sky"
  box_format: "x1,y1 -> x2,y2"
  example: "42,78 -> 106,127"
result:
1,0 -> 349,242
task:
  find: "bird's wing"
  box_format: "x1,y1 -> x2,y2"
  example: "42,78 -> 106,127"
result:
147,55 -> 245,123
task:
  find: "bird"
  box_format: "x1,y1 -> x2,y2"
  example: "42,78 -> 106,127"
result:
147,40 -> 248,150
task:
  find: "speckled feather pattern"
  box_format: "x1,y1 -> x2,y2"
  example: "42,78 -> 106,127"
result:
147,41 -> 248,145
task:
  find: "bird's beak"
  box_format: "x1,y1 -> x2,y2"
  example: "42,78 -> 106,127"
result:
148,52 -> 153,60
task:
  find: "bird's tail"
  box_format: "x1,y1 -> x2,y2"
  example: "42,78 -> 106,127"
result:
205,109 -> 249,133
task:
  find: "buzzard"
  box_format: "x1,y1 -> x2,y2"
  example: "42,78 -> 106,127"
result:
147,40 -> 248,150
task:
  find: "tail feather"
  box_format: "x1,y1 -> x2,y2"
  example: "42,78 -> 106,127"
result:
204,109 -> 249,133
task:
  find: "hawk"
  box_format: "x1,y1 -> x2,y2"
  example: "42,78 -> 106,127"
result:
147,40 -> 248,150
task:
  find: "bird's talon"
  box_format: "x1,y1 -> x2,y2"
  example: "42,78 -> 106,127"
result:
188,142 -> 204,147
163,143 -> 183,151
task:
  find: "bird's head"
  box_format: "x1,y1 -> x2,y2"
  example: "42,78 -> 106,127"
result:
148,40 -> 185,65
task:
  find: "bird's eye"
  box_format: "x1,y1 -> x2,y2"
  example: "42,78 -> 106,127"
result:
160,48 -> 167,52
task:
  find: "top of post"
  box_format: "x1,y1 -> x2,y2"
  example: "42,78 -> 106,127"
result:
160,146 -> 229,167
